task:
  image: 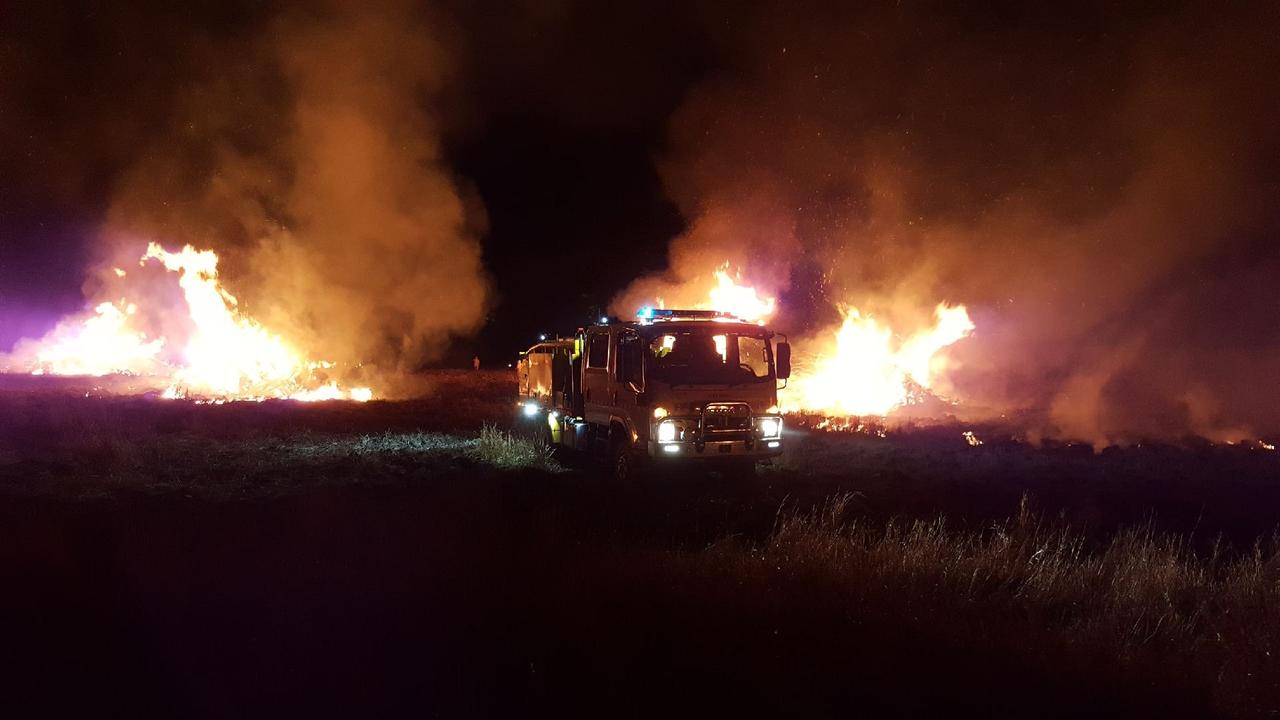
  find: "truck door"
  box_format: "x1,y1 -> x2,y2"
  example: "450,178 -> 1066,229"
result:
615,329 -> 648,443
582,328 -> 612,426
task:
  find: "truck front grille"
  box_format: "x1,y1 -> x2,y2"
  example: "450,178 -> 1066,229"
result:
702,403 -> 753,440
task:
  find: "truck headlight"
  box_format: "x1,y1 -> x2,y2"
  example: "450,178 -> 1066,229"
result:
757,416 -> 782,439
657,419 -> 678,443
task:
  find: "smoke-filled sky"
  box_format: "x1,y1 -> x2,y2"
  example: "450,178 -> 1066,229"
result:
1,0 -> 1278,440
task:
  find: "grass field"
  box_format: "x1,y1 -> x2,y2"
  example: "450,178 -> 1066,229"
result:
0,371 -> 1277,717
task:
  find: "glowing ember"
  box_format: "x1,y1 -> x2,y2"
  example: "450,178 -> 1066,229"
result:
810,417 -> 888,436
785,303 -> 974,416
9,243 -> 372,402
963,430 -> 984,446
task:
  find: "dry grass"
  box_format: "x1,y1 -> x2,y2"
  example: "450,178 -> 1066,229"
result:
761,494 -> 1279,647
694,494 -> 1279,715
472,423 -> 560,471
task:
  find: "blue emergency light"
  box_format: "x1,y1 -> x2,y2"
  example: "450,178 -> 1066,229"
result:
636,308 -> 733,322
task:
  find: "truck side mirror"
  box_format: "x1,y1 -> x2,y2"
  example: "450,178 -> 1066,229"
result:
776,341 -> 792,380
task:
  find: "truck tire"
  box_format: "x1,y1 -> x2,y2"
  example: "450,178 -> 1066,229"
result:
609,440 -> 631,484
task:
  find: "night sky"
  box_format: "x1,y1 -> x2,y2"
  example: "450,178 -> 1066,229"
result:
2,0 -> 1278,439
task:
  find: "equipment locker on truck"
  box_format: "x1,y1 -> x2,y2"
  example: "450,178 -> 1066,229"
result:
516,309 -> 792,481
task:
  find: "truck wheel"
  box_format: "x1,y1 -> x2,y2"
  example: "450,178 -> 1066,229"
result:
609,441 -> 639,485
606,438 -> 645,481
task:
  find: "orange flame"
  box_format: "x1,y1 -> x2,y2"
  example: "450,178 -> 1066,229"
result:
679,265 -> 974,416
27,301 -> 165,377
704,267 -> 777,323
12,243 -> 371,402
785,303 -> 974,416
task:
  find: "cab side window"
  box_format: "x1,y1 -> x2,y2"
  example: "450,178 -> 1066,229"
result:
618,332 -> 643,387
587,332 -> 609,369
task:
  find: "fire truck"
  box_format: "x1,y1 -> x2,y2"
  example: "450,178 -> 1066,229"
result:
516,309 -> 792,480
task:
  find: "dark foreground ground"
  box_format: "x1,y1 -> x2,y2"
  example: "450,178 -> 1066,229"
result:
0,372 -> 1277,718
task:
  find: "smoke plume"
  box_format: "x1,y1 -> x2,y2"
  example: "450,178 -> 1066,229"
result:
84,0 -> 489,388
616,2 -> 1280,444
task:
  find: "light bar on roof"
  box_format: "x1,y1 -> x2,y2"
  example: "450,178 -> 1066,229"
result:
637,308 -> 740,323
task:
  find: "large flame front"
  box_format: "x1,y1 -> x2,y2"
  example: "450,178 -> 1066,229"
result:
9,243 -> 371,402
786,303 -> 974,416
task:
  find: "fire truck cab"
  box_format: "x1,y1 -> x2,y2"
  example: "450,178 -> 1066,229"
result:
517,309 -> 791,480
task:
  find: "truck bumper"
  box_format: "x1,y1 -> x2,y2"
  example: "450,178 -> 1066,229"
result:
646,438 -> 783,461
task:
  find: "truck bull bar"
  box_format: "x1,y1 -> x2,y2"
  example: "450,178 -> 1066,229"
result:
647,402 -> 783,459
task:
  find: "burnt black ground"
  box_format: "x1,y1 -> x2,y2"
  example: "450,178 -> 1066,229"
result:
0,372 -> 1277,718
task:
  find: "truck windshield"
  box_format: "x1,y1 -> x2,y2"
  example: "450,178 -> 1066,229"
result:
645,328 -> 771,385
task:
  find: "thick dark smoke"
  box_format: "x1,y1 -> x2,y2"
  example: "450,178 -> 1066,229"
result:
62,0 -> 490,387
618,1 -> 1280,443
